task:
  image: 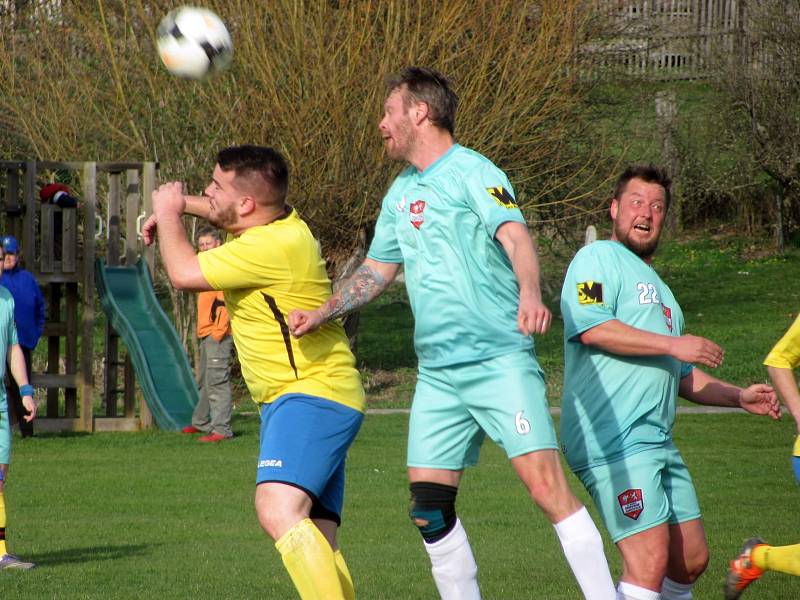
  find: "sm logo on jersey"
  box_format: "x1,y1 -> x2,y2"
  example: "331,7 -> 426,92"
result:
577,281 -> 603,305
486,186 -> 518,208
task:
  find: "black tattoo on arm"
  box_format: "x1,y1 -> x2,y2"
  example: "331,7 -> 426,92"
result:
319,264 -> 388,322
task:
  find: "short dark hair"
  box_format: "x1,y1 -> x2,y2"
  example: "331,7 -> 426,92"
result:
195,226 -> 223,243
614,164 -> 672,209
216,145 -> 289,203
386,66 -> 458,135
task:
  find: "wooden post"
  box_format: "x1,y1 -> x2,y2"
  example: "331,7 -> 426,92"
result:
80,162 -> 96,432
123,169 -> 140,418
140,162 -> 157,430
65,281 -> 78,418
655,90 -> 681,230
104,172 -> 121,418
46,284 -> 61,418
23,160 -> 36,275
125,169 -> 140,266
142,162 -> 156,274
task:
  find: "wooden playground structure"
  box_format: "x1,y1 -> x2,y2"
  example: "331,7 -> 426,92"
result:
0,160 -> 158,432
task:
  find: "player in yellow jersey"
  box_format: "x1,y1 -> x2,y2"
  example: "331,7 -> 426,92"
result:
726,313 -> 800,599
143,145 -> 364,600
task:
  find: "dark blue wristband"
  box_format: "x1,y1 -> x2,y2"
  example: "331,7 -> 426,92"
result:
19,384 -> 34,397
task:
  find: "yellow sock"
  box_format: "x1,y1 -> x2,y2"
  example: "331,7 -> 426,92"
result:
0,490 -> 7,556
275,518 -> 344,600
752,543 -> 800,576
334,549 -> 355,600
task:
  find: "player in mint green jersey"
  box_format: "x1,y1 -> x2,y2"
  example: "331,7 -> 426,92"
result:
560,164 -> 780,600
289,66 -> 615,600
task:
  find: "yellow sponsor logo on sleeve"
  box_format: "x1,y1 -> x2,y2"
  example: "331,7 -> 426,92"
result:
577,281 -> 603,305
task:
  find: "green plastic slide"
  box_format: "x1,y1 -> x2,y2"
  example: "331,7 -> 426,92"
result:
95,259 -> 197,430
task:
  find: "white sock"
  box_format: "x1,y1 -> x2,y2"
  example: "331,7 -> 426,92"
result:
660,577 -> 693,600
617,581 -> 661,600
553,506 -> 616,599
423,518 -> 480,600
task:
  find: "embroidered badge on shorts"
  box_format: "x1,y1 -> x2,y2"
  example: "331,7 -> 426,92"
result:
410,200 -> 426,229
618,488 -> 644,520
577,281 -> 603,305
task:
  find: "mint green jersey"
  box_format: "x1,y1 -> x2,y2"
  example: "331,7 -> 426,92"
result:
367,144 -> 532,367
0,286 -> 18,412
559,241 -> 693,471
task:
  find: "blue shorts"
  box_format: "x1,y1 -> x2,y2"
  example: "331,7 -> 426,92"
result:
0,410 -> 10,466
408,350 -> 558,470
257,393 -> 363,523
574,442 -> 702,543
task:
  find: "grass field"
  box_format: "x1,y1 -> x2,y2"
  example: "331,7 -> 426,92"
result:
3,412 -> 800,598
4,234 -> 800,598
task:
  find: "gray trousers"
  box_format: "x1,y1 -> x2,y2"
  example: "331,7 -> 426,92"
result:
192,335 -> 234,437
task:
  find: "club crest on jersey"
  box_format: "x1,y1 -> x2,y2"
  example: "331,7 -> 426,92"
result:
577,281 -> 603,305
410,200 -> 426,229
486,186 -> 518,208
618,488 -> 644,520
662,304 -> 673,332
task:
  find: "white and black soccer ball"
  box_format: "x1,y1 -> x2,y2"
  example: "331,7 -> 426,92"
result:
156,6 -> 233,79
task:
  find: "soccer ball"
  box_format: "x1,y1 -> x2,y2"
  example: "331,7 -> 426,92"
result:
156,6 -> 233,79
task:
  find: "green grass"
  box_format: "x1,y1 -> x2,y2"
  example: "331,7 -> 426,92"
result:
3,412 -> 800,598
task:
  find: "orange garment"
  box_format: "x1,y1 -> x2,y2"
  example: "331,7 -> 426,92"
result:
197,290 -> 230,342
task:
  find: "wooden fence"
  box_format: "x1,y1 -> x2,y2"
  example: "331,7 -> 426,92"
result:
583,0 -> 744,79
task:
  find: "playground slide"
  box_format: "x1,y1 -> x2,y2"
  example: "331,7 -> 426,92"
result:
95,259 -> 198,430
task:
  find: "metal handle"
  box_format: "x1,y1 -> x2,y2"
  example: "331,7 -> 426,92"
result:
135,212 -> 147,240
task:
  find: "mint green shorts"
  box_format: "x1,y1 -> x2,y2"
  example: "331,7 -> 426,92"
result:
0,410 -> 10,465
574,442 -> 701,543
407,350 -> 558,469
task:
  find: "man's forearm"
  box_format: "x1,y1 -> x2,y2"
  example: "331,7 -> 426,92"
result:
156,211 -> 201,289
319,263 -> 389,322
497,222 -> 542,300
580,319 -> 673,356
184,195 -> 211,219
679,368 -> 740,407
9,345 -> 29,388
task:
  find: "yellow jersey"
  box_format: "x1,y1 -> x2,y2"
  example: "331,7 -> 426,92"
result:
764,313 -> 800,370
198,208 -> 365,412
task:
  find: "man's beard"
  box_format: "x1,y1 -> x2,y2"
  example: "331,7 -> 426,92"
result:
615,224 -> 660,259
208,203 -> 237,229
385,122 -> 416,161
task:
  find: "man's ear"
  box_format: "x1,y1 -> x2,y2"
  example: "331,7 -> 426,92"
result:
610,198 -> 619,221
239,195 -> 257,217
412,101 -> 429,126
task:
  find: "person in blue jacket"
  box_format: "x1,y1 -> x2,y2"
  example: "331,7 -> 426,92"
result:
0,236 -> 44,438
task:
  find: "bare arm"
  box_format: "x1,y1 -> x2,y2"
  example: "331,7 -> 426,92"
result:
152,183 -> 213,291
288,259 -> 400,337
9,344 -> 36,421
183,195 -> 211,219
494,221 -> 551,335
142,194 -> 211,246
678,367 -> 780,418
579,319 -> 724,368
768,365 -> 800,431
